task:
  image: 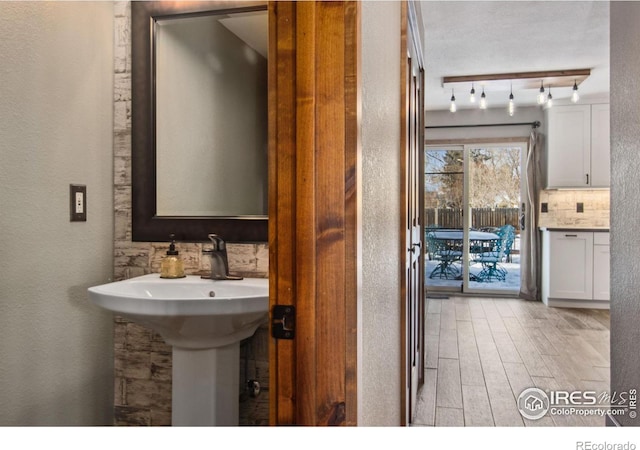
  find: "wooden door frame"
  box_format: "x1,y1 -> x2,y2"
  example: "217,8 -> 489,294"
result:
268,1 -> 360,425
269,0 -> 425,426
400,0 -> 426,425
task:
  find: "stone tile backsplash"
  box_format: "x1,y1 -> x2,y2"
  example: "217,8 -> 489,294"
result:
112,2 -> 269,426
538,189 -> 610,229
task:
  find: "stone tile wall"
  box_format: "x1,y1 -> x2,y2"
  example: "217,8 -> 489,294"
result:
538,189 -> 610,229
112,2 -> 269,426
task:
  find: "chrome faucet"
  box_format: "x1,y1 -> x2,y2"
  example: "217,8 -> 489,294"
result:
202,234 -> 243,280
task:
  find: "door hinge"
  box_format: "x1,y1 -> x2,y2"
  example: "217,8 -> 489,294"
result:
271,305 -> 295,340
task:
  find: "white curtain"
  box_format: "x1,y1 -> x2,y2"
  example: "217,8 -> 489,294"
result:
519,130 -> 543,301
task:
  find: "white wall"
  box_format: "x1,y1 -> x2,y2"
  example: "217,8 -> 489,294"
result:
360,0 -> 403,426
0,2 -> 114,425
610,1 -> 640,428
426,106 -> 544,141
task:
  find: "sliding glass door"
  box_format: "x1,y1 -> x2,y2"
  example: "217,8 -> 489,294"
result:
425,142 -> 525,295
425,146 -> 464,289
466,144 -> 523,294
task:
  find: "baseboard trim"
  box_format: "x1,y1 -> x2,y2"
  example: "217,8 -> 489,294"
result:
544,298 -> 610,309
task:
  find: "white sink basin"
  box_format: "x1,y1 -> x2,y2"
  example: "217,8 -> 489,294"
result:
88,273 -> 268,349
88,273 -> 269,426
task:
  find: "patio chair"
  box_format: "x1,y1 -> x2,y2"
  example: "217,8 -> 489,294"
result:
425,232 -> 463,279
471,237 -> 506,282
497,224 -> 516,263
425,225 -> 439,260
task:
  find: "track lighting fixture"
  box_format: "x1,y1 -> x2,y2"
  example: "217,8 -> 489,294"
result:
442,69 -> 590,111
479,87 -> 487,110
508,85 -> 515,116
537,80 -> 546,105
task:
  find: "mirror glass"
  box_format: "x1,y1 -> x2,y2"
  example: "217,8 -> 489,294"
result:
154,9 -> 268,217
131,2 -> 268,242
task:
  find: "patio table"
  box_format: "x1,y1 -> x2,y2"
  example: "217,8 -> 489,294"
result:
427,230 -> 500,280
430,230 -> 499,242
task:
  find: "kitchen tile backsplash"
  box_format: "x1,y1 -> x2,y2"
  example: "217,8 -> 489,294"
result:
538,189 -> 610,229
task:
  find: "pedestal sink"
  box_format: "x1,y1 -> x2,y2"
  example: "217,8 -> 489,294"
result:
88,273 -> 268,426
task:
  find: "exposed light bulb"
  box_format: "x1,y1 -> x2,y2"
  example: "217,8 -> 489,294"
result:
479,88 -> 487,110
547,86 -> 553,108
508,91 -> 515,117
469,84 -> 476,103
537,80 -> 546,105
449,89 -> 457,113
571,80 -> 579,103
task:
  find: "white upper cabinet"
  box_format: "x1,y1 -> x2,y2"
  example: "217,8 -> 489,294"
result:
546,103 -> 610,188
590,103 -> 611,187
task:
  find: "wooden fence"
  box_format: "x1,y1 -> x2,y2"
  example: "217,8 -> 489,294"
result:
426,207 -> 519,230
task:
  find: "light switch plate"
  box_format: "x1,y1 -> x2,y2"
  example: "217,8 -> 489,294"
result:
70,184 -> 86,222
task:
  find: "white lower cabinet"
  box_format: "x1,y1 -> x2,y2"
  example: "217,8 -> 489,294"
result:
548,232 -> 593,300
592,232 -> 611,301
542,230 -> 610,308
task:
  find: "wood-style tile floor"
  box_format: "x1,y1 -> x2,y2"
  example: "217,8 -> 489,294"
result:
413,296 -> 610,427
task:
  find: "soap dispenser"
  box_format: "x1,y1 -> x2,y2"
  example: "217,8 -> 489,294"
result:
160,234 -> 185,279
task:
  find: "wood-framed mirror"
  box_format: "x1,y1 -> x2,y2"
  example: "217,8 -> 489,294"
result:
131,0 -> 268,242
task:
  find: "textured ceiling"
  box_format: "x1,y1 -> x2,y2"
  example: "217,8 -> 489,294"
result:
421,1 -> 610,111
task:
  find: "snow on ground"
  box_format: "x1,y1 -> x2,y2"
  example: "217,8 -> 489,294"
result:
426,255 -> 521,293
